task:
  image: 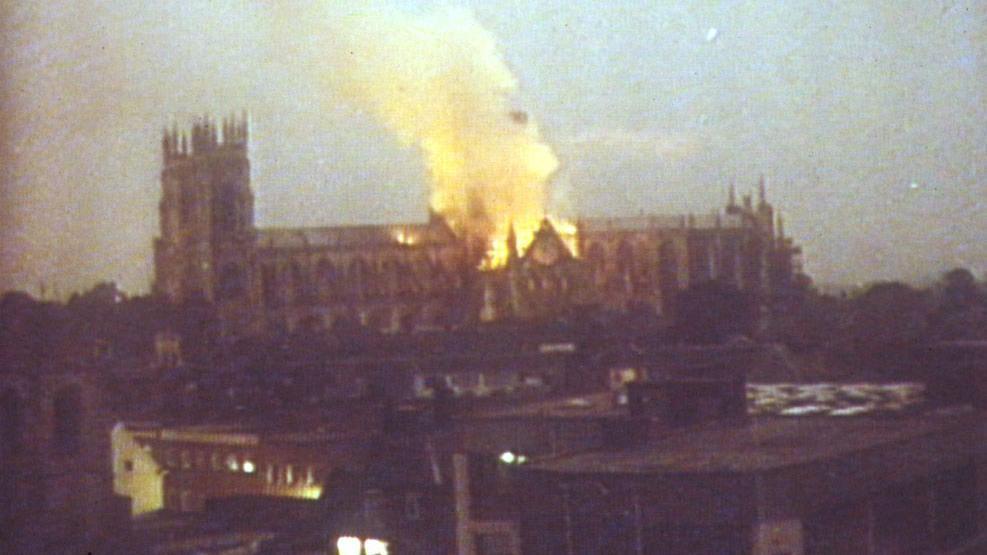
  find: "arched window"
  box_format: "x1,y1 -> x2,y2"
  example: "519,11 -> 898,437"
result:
289,262 -> 312,305
586,243 -> 606,284
615,240 -> 635,291
348,258 -> 370,300
0,389 -> 22,458
659,241 -> 680,313
316,259 -> 339,301
52,386 -> 83,454
381,259 -> 399,296
261,264 -> 279,307
218,263 -> 245,300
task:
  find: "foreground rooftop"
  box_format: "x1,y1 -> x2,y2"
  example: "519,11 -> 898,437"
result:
528,407 -> 982,475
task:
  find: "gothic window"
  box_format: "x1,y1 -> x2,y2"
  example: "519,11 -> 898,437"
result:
212,180 -> 239,235
218,263 -> 245,300
51,386 -> 83,454
289,262 -> 313,305
180,185 -> 196,227
0,389 -> 22,458
316,259 -> 339,301
381,259 -> 399,296
659,242 -> 680,313
616,240 -> 635,291
586,243 -> 606,284
348,258 -> 369,300
261,264 -> 279,307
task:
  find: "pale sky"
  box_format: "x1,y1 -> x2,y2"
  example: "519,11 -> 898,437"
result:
1,1 -> 985,296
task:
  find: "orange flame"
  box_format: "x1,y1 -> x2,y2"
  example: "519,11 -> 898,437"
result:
325,8 -> 567,268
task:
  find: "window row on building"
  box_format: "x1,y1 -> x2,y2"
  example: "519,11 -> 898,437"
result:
158,446 -> 317,487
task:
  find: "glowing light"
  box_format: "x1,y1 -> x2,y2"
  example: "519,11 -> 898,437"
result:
364,538 -> 390,555
242,460 -> 255,473
393,230 -> 416,246
499,451 -> 516,464
300,485 -> 324,500
336,536 -> 362,555
517,455 -> 528,464
326,9 -> 562,272
480,216 -> 579,270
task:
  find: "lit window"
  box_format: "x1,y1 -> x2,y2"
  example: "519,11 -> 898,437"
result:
266,464 -> 274,485
499,451 -> 527,465
305,466 -> 314,486
225,454 -> 238,472
285,464 -> 294,485
242,460 -> 255,473
336,536 -> 361,555
364,538 -> 389,555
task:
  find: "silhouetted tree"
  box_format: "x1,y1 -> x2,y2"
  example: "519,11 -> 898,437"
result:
835,281 -> 931,377
672,280 -> 756,344
929,268 -> 987,341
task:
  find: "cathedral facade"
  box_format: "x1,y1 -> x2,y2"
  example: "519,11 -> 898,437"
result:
153,117 -> 801,335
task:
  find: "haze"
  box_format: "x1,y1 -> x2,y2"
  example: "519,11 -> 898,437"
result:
1,0 -> 984,296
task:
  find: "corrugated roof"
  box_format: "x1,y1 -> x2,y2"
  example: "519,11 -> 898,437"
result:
526,409 -> 980,475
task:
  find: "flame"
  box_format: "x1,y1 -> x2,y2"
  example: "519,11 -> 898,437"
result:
393,229 -> 416,246
482,216 -> 579,270
321,7 -> 563,268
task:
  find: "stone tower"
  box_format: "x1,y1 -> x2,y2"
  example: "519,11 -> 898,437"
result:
153,114 -> 255,305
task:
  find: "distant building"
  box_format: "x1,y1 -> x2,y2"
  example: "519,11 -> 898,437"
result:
152,117 -> 802,335
112,422 -> 368,515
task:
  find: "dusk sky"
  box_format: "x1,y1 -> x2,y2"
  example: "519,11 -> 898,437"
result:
1,1 -> 984,296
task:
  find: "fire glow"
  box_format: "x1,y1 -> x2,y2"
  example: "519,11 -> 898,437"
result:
324,7 -> 573,268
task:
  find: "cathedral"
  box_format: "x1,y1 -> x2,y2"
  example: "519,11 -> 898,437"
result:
153,116 -> 801,335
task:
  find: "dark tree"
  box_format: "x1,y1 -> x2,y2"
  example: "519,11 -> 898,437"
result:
672,280 -> 756,344
836,281 -> 931,377
929,268 -> 987,341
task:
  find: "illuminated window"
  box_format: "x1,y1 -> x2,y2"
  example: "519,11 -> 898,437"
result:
305,466 -> 314,486
364,538 -> 389,555
225,454 -> 238,472
242,460 -> 255,474
265,464 -> 274,485
336,536 -> 361,555
285,464 -> 294,485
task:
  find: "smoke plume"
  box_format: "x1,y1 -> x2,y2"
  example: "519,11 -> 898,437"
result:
296,6 -> 561,266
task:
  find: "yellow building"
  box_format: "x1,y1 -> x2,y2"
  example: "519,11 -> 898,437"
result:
112,421 -> 369,516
